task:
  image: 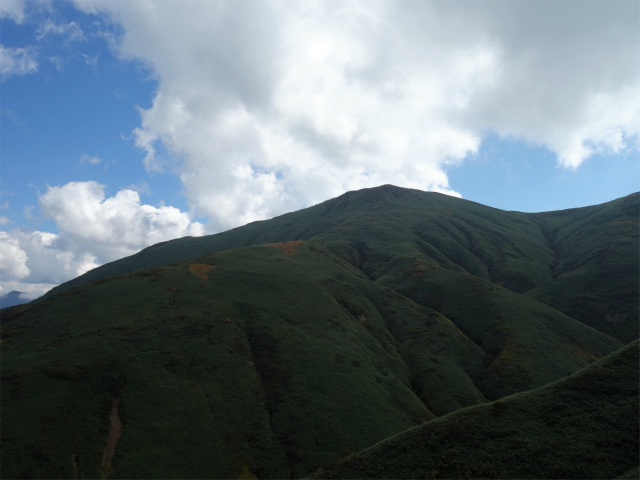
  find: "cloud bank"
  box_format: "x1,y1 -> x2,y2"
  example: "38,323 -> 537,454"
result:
0,182 -> 204,299
73,0 -> 639,231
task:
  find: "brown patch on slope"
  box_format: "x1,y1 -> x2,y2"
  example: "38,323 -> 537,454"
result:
261,240 -> 303,256
189,264 -> 214,281
101,398 -> 124,479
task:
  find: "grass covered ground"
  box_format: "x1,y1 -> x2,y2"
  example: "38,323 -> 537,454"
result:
44,187 -> 638,344
2,242 -> 491,478
3,185 -> 636,478
310,339 -> 640,479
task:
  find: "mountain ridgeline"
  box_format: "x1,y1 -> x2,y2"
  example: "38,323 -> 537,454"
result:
2,185 -> 638,479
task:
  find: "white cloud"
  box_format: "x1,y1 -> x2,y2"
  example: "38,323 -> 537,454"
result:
0,44 -> 38,80
0,231 -> 30,280
0,0 -> 26,24
36,19 -> 85,42
70,0 -> 639,230
49,55 -> 64,71
0,181 -> 205,299
79,53 -> 98,66
442,0 -> 640,170
7,229 -> 71,284
38,181 -> 205,262
80,154 -> 102,165
0,0 -> 52,25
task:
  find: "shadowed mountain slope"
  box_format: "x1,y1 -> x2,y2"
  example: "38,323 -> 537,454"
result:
45,185 -> 560,296
527,192 -> 639,343
1,240 -> 624,478
3,186 -> 636,479
310,339 -> 640,480
44,187 -> 638,343
44,187 -> 638,345
39,186 -> 633,400
3,243 -> 482,478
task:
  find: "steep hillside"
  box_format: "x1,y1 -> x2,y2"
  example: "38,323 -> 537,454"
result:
43,185 -> 556,296
310,339 -> 640,479
376,264 -> 620,399
1,241 -> 624,478
43,186 -> 638,343
3,186 -> 635,479
527,192 -> 639,343
3,242 -> 484,478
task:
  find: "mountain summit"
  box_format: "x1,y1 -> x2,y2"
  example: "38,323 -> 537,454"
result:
2,185 -> 638,478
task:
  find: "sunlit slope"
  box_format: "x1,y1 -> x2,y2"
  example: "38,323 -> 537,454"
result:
527,192 -> 640,343
310,339 -> 640,480
2,242 -> 489,479
43,186 -> 638,343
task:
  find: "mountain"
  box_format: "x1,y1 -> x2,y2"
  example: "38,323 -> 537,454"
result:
0,290 -> 28,309
310,339 -> 640,480
2,185 -> 637,479
44,185 -> 639,343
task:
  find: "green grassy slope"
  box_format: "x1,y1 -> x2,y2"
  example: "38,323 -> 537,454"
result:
42,186 -> 638,345
3,186 -> 636,479
378,264 -> 621,400
310,339 -> 640,480
527,192 -> 640,343
2,242 -> 489,479
42,185 -> 557,297
28,185 -> 631,407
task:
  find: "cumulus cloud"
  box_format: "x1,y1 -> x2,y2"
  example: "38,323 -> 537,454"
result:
6,229 -> 74,284
38,181 -> 205,261
0,44 -> 38,80
0,181 -> 205,299
439,0 -> 640,169
0,231 -> 59,301
0,229 -> 74,301
0,231 -> 30,280
69,0 -> 639,231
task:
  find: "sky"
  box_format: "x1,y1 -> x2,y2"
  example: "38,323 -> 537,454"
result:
1,0 -> 639,301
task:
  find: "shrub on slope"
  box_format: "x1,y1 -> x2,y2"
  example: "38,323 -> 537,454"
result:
1,242 -> 487,479
310,339 -> 640,479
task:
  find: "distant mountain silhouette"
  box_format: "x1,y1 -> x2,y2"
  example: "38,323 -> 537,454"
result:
0,290 -> 27,308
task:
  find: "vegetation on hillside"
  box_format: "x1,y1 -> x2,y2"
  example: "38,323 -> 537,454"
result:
44,187 -> 638,343
2,243 -> 479,478
3,185 -> 637,478
310,339 -> 640,479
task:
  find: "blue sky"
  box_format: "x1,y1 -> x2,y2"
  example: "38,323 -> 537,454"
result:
1,0 -> 639,300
